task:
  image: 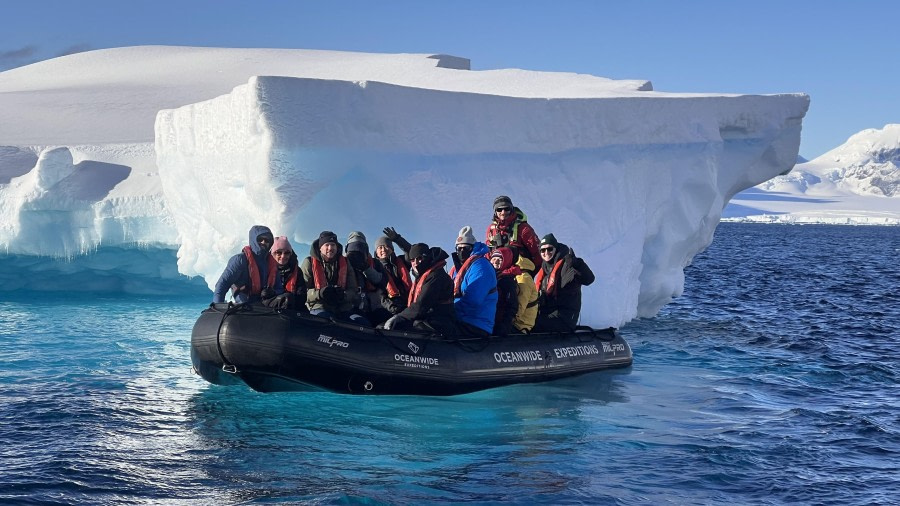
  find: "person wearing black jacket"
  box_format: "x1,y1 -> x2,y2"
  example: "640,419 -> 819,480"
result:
489,247 -> 520,336
345,231 -> 388,325
383,242 -> 458,336
532,233 -> 596,333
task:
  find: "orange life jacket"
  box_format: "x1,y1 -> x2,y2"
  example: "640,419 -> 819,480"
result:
311,256 -> 349,289
237,246 -> 276,296
385,259 -> 413,298
451,255 -> 479,298
534,258 -> 565,296
408,260 -> 447,306
284,265 -> 301,293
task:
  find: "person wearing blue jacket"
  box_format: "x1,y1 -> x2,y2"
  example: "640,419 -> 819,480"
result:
450,226 -> 498,336
212,225 -> 281,304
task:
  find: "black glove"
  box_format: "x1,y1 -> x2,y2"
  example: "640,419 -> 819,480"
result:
264,293 -> 291,309
319,285 -> 344,305
346,250 -> 367,271
260,287 -> 275,300
382,227 -> 401,242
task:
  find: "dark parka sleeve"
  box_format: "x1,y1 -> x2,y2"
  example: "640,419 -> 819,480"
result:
213,253 -> 249,303
398,271 -> 449,322
494,276 -> 519,336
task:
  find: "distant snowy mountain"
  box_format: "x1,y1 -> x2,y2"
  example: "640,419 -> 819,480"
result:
725,124 -> 900,225
768,124 -> 899,197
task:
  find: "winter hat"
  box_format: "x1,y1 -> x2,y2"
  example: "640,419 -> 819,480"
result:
318,230 -> 338,246
374,235 -> 393,250
408,243 -> 430,260
456,225 -> 476,246
345,231 -> 369,254
540,233 -> 559,248
272,236 -> 292,253
493,195 -> 514,212
347,231 -> 367,245
491,247 -> 514,270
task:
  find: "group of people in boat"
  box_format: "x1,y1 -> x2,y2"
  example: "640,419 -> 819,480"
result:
212,195 -> 595,336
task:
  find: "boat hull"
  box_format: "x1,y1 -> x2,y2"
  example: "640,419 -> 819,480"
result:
191,304 -> 632,396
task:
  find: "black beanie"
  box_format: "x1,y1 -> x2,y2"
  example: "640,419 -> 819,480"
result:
408,243 -> 429,260
318,230 -> 338,246
540,233 -> 559,248
493,195 -> 514,212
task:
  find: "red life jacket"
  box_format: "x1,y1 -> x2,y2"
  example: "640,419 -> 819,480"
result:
284,265 -> 301,293
238,246 -> 276,296
385,259 -> 412,298
451,255 -> 479,298
408,259 -> 447,306
534,258 -> 565,296
310,256 -> 349,289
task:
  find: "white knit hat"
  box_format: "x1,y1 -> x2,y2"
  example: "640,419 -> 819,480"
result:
456,225 -> 476,246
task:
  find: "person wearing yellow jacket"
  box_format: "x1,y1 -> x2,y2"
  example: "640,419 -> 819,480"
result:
513,254 -> 539,333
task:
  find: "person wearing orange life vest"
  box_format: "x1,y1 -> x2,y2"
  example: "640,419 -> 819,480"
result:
532,233 -> 596,333
373,227 -> 414,321
213,225 -> 279,304
485,195 -> 542,273
261,236 -> 307,311
300,230 -> 368,325
383,243 -> 458,336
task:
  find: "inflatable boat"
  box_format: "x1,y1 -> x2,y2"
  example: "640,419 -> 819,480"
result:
191,303 -> 632,396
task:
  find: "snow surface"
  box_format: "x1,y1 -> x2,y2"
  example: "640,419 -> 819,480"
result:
724,124 -> 900,225
0,46 -> 810,327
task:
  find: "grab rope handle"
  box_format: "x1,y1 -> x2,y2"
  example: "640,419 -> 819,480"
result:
215,302 -> 239,373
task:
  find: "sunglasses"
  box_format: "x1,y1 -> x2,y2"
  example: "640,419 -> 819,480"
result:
540,246 -> 555,253
272,250 -> 290,256
257,236 -> 273,244
496,207 -> 512,213
456,245 -> 472,251
411,255 -> 427,263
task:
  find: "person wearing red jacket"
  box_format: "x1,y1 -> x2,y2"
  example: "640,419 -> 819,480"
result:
485,195 -> 541,272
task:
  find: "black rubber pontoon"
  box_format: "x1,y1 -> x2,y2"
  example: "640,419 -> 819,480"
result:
191,303 -> 632,396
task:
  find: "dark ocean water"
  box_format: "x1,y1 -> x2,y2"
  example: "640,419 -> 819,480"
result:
1,223 -> 898,505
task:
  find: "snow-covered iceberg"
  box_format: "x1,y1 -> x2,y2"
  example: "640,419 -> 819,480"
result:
1,46 -> 809,328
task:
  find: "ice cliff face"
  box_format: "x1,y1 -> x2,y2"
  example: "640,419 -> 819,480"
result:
155,75 -> 808,327
0,47 -> 809,327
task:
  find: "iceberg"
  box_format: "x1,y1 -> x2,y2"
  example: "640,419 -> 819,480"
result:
0,46 -> 809,328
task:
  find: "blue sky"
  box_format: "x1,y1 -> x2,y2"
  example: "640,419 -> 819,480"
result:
2,0 -> 897,158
